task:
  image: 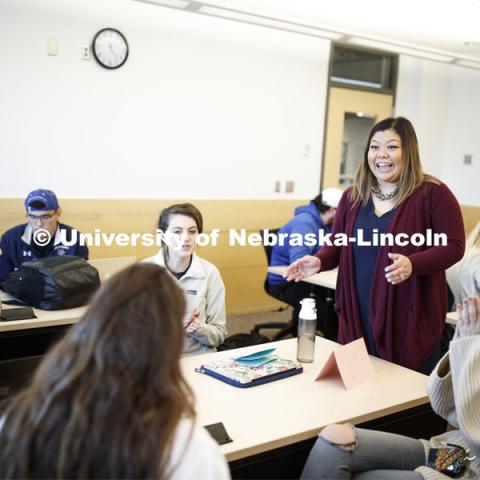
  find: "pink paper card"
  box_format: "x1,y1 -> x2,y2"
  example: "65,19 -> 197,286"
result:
316,338 -> 375,389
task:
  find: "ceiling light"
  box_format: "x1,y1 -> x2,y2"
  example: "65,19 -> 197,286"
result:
454,59 -> 480,69
136,0 -> 190,8
199,5 -> 344,40
347,37 -> 455,63
132,0 -> 480,70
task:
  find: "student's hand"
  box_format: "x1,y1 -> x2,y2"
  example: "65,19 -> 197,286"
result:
385,253 -> 412,285
184,308 -> 200,333
455,296 -> 480,338
284,256 -> 321,282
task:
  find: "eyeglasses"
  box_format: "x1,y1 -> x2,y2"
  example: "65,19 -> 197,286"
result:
27,213 -> 56,222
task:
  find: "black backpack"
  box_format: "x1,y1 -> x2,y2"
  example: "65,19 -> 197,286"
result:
3,256 -> 100,310
217,332 -> 271,351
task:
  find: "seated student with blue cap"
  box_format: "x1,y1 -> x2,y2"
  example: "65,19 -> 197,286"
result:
267,188 -> 343,337
0,189 -> 88,282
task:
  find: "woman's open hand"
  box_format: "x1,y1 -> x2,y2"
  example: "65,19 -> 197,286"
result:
284,256 -> 321,282
385,253 -> 412,285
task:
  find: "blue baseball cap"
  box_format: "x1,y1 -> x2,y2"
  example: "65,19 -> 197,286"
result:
25,189 -> 60,212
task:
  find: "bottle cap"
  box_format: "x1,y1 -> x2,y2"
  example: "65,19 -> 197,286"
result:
300,298 -> 315,305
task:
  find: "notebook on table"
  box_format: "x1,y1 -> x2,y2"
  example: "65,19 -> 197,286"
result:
196,348 -> 303,388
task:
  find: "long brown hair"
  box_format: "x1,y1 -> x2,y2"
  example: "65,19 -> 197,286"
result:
0,264 -> 194,479
350,117 -> 438,206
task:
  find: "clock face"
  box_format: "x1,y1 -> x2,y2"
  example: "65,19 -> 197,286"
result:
92,28 -> 129,69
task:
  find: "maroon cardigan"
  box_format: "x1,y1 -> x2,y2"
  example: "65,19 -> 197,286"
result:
317,182 -> 465,370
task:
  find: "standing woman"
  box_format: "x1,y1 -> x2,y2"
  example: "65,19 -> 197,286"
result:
287,117 -> 465,373
144,203 -> 227,355
0,264 -> 230,479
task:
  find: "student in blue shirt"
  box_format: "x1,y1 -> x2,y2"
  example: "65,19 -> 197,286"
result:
267,188 -> 342,336
0,189 -> 88,282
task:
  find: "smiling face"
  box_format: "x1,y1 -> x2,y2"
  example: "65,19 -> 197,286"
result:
367,129 -> 403,184
164,214 -> 199,259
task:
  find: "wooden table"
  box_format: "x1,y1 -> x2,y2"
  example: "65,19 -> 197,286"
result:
0,290 -> 87,365
268,265 -> 338,290
0,291 -> 88,400
0,291 -> 86,333
182,337 -> 429,463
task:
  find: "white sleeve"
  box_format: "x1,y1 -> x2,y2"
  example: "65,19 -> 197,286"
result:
168,420 -> 231,480
449,336 -> 480,460
426,352 -> 458,428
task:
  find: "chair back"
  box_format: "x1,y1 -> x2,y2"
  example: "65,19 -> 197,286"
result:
259,228 -> 280,293
260,228 -> 280,264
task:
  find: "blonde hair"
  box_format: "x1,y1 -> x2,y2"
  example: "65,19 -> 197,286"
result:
350,117 -> 438,206
466,222 -> 480,250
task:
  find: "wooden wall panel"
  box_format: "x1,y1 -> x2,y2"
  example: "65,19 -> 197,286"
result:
1,198 -> 477,314
461,205 -> 480,233
0,198 -> 299,314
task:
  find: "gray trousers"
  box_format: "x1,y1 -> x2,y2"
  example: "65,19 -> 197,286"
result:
301,427 -> 426,480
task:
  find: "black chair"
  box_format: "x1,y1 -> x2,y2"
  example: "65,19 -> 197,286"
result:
251,228 -> 295,340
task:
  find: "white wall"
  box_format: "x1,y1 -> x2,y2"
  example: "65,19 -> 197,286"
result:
396,56 -> 480,206
0,0 -> 331,200
1,0 -> 479,207
441,65 -> 480,207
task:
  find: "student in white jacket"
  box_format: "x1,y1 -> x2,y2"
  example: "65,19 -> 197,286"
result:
143,203 -> 227,355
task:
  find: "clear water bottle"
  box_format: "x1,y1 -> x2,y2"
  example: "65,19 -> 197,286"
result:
297,298 -> 316,363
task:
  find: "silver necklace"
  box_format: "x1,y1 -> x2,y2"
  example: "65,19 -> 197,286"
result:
372,181 -> 399,201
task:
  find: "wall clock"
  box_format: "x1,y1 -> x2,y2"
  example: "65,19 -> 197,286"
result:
92,28 -> 129,69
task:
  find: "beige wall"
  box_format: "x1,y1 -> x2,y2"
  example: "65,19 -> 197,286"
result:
1,199 -> 477,315
0,198 -> 302,315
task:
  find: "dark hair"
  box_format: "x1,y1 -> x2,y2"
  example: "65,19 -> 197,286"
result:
0,264 -> 194,479
158,203 -> 203,234
312,194 -> 334,214
28,200 -> 47,209
350,117 -> 438,205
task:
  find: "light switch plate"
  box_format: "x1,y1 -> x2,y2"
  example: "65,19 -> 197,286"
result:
47,38 -> 57,56
81,45 -> 91,60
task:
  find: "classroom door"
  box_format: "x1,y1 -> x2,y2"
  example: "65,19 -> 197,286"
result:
322,87 -> 393,189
